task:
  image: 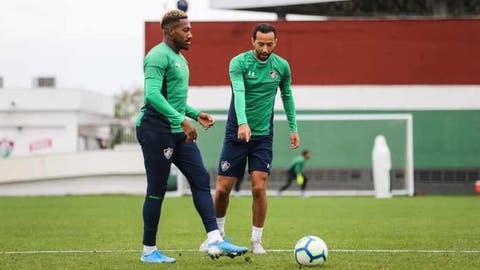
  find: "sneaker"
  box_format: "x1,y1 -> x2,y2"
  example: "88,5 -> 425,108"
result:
207,240 -> 248,259
251,240 -> 267,254
140,250 -> 176,263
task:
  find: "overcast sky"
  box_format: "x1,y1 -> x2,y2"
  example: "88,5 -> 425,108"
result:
0,0 -> 281,95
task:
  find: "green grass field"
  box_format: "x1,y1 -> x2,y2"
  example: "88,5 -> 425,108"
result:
0,195 -> 479,269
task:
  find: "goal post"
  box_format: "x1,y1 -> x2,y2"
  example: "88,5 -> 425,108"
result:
287,113 -> 414,197
170,113 -> 414,197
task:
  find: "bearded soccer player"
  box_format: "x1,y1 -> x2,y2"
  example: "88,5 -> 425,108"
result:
200,23 -> 299,254
136,9 -> 247,263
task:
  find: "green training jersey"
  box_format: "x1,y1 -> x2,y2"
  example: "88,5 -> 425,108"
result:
135,42 -> 199,133
289,155 -> 306,175
226,50 -> 297,137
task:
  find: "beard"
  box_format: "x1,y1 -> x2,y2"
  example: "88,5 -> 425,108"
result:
174,39 -> 190,50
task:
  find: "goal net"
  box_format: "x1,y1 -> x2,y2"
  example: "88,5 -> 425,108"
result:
168,113 -> 414,197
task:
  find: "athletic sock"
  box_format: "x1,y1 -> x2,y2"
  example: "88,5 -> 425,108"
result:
207,229 -> 223,245
143,245 -> 156,255
251,226 -> 264,242
216,216 -> 226,236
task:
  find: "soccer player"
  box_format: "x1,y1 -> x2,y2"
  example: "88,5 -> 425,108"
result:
278,149 -> 311,196
136,9 -> 247,263
199,23 -> 299,254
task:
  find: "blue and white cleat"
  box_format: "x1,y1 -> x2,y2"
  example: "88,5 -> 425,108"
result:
208,240 -> 248,259
140,250 -> 176,263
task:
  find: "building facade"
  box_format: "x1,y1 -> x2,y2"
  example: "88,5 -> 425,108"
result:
0,88 -> 114,158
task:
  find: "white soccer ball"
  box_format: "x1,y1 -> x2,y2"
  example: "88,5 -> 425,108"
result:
294,235 -> 328,266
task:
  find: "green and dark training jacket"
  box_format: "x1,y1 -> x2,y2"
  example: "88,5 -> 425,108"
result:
225,50 -> 297,139
136,42 -> 199,133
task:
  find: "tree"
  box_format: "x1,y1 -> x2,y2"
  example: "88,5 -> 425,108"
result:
112,87 -> 144,146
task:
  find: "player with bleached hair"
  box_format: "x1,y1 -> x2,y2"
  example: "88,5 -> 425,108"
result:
136,9 -> 248,263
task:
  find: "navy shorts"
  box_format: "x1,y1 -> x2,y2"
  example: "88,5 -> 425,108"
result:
217,135 -> 273,177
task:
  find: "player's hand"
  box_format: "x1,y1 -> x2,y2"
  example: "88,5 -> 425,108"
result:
181,119 -> 197,143
197,112 -> 215,130
290,132 -> 300,149
237,124 -> 251,142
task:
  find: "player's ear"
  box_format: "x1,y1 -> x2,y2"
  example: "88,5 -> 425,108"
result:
164,24 -> 176,37
167,25 -> 175,36
251,37 -> 255,46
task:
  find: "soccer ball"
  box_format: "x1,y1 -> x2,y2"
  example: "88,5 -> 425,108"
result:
294,235 -> 328,266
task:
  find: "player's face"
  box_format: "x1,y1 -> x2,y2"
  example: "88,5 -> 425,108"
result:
252,31 -> 277,61
171,19 -> 192,50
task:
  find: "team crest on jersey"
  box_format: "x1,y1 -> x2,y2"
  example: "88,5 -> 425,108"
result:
0,138 -> 14,158
175,62 -> 180,68
163,147 -> 173,160
220,160 -> 231,172
269,70 -> 278,80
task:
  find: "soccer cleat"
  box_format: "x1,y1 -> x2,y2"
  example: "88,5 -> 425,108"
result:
199,238 -> 209,253
251,240 -> 267,254
199,231 -> 226,253
140,250 -> 176,263
207,240 -> 248,259
200,237 -> 232,253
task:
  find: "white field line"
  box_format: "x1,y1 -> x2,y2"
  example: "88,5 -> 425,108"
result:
1,249 -> 479,255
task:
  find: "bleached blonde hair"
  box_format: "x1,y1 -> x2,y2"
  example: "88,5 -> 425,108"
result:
161,9 -> 188,30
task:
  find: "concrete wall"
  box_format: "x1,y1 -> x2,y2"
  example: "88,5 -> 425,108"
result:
145,19 -> 480,85
0,88 -> 114,157
185,85 -> 480,111
0,88 -> 113,115
0,149 -> 144,183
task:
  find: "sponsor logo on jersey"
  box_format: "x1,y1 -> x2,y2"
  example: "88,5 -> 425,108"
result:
269,70 -> 278,80
248,70 -> 256,78
163,147 -> 173,160
221,160 -> 231,172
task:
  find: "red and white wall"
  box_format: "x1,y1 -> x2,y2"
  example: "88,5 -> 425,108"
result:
145,19 -> 480,86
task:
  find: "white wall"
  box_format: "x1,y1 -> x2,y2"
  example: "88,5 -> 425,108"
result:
0,149 -> 144,183
0,149 -> 150,196
0,88 -> 113,115
186,85 -> 480,111
0,112 -> 78,156
0,88 -> 114,157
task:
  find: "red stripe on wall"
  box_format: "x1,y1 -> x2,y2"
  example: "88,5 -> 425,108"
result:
145,20 -> 480,85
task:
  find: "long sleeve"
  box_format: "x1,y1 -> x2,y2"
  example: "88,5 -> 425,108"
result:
229,57 -> 248,125
279,63 -> 298,133
144,66 -> 185,126
185,104 -> 200,120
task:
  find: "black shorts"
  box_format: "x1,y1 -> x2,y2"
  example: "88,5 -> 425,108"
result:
217,135 -> 273,177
